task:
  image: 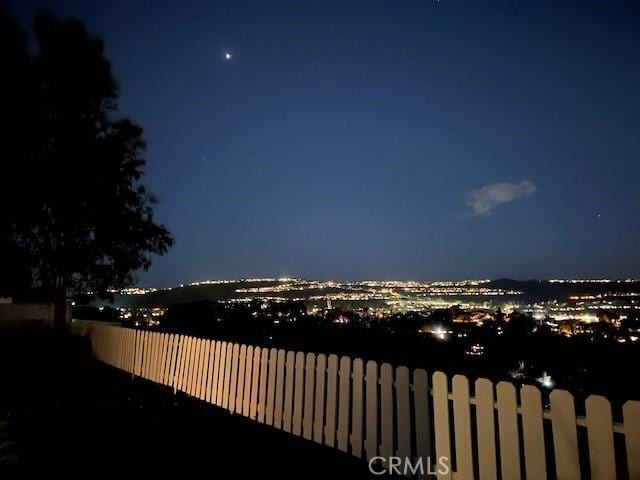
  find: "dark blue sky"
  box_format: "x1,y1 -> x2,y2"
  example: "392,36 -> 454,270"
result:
8,1 -> 640,285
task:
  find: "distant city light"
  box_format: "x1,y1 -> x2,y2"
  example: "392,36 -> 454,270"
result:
466,344 -> 485,357
432,325 -> 449,341
537,372 -> 554,389
97,277 -> 640,347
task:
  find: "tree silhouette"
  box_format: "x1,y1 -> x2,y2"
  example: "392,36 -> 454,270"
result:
0,10 -> 173,319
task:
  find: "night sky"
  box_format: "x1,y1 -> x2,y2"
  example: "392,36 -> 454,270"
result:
7,1 -> 640,285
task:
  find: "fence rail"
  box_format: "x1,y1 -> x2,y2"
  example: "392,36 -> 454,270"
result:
71,320 -> 640,479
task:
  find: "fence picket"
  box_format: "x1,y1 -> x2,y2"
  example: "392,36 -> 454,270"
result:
496,381 -> 521,480
189,338 -> 202,397
243,345 -> 253,416
171,334 -> 180,388
113,328 -> 119,368
249,346 -> 261,419
432,371 -> 452,480
201,339 -> 210,399
121,329 -> 127,370
292,352 -> 305,436
221,342 -> 233,409
396,366 -> 411,461
256,347 -> 268,420
113,328 -> 120,369
153,333 -> 162,383
365,360 -> 378,461
185,336 -> 195,393
265,348 -> 277,426
113,327 -> 119,368
585,395 -> 616,480
274,349 -> 286,429
130,329 -> 136,374
113,328 -> 122,368
123,329 -> 130,373
337,356 -> 352,452
623,400 -> 640,479
521,385 -> 547,480
325,354 -> 339,448
133,330 -> 141,375
199,340 -> 210,400
105,326 -> 111,365
452,375 -> 474,480
313,354 -> 327,444
236,345 -> 247,413
193,337 -> 203,395
125,329 -> 131,371
122,328 -> 131,373
121,329 -> 128,373
214,341 -> 225,405
175,335 -> 186,391
215,342 -> 226,405
475,378 -> 497,480
118,328 -> 124,369
145,331 -> 153,380
155,332 -> 163,382
351,358 -> 364,458
120,329 -> 126,370
138,330 -> 145,377
550,389 -> 581,480
132,329 -> 138,375
257,347 -> 269,422
157,333 -> 166,383
159,334 -> 168,384
179,335 -> 189,392
105,326 -> 110,364
283,351 -> 295,432
228,343 -> 240,412
206,340 -> 216,402
151,332 -> 161,383
414,369 -> 431,480
303,352 -> 316,440
185,336 -> 196,394
380,363 -> 394,459
221,341 -> 230,405
140,331 -> 147,378
169,334 -> 179,389
189,337 -> 200,396
112,327 -> 117,366
155,333 -> 164,383
122,329 -> 129,373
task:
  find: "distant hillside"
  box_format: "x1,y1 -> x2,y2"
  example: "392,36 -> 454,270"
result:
91,278 -> 640,309
487,279 -> 640,302
93,280 -> 278,308
94,280 -> 349,308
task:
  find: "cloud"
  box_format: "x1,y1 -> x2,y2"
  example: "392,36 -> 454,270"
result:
465,180 -> 536,216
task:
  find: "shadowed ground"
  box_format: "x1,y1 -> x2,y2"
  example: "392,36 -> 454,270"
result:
0,325 -> 388,477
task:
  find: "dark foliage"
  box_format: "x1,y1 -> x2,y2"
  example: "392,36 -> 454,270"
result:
0,10 -> 173,301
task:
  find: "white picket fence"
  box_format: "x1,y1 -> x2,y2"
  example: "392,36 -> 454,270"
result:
71,320 -> 640,479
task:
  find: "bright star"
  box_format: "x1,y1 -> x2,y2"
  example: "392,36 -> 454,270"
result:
224,52 -> 232,60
